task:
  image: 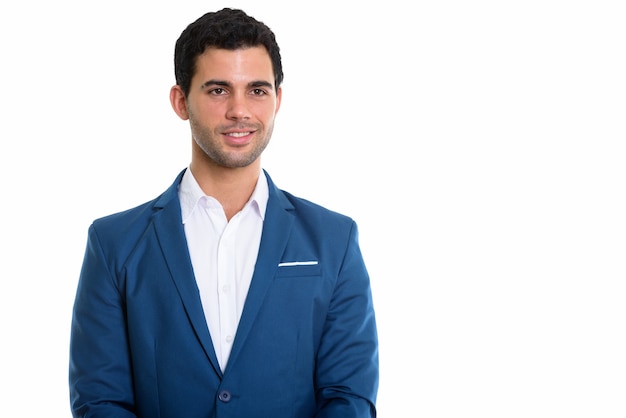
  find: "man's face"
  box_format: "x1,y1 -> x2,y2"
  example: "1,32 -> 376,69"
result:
173,46 -> 282,170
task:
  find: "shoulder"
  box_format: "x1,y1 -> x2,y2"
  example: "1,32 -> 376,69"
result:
282,190 -> 353,225
264,170 -> 356,232
88,170 -> 184,250
91,197 -> 159,234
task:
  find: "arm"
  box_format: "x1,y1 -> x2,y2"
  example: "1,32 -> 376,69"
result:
315,221 -> 379,417
69,224 -> 137,417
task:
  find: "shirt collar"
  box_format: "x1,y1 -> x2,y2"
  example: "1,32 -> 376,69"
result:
179,167 -> 268,223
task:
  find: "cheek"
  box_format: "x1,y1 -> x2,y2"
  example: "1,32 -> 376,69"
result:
190,102 -> 225,124
255,102 -> 279,122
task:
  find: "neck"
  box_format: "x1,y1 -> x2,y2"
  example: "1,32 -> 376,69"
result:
189,161 -> 261,221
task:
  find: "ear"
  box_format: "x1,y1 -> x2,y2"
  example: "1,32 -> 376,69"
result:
170,85 -> 189,120
274,85 -> 283,114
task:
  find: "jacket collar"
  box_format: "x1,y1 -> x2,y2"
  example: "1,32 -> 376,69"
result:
151,168 -> 295,377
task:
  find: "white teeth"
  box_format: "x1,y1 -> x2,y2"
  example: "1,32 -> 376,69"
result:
228,132 -> 250,138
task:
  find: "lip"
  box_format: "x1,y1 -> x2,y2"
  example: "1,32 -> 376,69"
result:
223,130 -> 254,146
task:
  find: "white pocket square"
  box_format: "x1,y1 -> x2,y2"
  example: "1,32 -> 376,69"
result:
278,260 -> 318,267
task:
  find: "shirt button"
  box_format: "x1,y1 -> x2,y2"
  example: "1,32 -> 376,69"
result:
218,390 -> 232,402
225,335 -> 234,343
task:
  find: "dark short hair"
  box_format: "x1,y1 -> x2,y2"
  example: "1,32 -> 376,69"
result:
174,8 -> 284,97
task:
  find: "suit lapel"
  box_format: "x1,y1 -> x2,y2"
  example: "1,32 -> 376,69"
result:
148,170 -> 295,376
225,171 -> 295,370
151,170 -> 223,377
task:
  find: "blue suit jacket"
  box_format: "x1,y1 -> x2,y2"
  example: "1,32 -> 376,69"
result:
69,169 -> 379,417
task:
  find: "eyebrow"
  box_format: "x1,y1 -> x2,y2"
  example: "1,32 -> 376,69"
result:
200,79 -> 275,91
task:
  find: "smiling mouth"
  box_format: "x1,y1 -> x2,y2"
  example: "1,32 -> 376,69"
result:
226,132 -> 252,137
223,131 -> 254,146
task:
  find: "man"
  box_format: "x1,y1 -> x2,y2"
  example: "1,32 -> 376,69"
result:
69,8 -> 378,417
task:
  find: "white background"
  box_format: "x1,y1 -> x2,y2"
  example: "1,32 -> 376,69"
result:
1,1 -> 625,416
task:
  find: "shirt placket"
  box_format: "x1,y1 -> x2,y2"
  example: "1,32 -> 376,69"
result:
216,217 -> 238,369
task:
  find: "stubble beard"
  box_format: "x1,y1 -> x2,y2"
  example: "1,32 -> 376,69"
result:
190,119 -> 274,169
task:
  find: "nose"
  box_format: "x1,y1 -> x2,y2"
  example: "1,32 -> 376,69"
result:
225,93 -> 251,120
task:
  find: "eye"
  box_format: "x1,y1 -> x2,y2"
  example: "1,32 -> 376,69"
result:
209,88 -> 227,95
251,88 -> 267,96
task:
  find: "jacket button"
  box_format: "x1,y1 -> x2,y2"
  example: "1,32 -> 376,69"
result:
218,390 -> 232,402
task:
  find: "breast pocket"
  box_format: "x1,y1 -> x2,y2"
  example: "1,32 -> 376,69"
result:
275,262 -> 321,278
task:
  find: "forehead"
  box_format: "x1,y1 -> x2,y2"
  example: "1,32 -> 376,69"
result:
193,46 -> 274,85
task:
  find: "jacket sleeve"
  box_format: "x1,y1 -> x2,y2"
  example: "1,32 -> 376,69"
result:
315,221 -> 379,417
69,224 -> 137,417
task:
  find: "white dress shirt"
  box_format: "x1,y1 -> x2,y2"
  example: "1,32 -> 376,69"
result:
178,168 -> 268,372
